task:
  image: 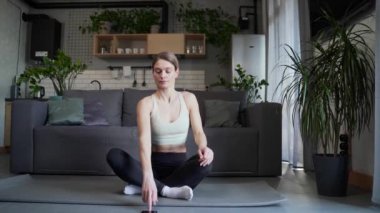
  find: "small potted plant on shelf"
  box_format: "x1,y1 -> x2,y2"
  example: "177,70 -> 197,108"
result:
171,1 -> 239,64
277,11 -> 374,196
17,50 -> 87,97
79,8 -> 160,34
130,8 -> 160,33
79,9 -> 118,34
210,64 -> 268,104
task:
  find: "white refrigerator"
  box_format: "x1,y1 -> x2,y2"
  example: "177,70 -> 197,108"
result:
231,34 -> 266,101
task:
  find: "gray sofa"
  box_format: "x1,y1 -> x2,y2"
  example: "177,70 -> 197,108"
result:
10,89 -> 282,176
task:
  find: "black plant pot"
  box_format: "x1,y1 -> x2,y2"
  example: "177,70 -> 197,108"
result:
312,154 -> 349,197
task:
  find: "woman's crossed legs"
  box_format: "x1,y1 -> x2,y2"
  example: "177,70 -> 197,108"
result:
106,148 -> 212,200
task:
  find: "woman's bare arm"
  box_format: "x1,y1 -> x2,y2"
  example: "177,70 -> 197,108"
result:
184,92 -> 207,149
183,92 -> 213,166
136,97 -> 157,207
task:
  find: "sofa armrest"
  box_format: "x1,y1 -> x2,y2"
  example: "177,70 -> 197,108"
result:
10,100 -> 48,173
246,102 -> 282,176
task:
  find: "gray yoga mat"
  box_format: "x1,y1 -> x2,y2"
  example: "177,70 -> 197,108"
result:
0,175 -> 286,207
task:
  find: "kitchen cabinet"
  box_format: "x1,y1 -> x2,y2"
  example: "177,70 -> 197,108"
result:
93,33 -> 205,58
147,33 -> 185,54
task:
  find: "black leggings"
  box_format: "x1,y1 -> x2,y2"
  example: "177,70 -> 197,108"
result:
106,148 -> 212,192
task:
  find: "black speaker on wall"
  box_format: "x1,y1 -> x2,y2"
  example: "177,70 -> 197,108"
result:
30,18 -> 62,60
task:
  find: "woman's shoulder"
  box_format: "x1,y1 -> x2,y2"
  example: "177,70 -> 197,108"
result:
180,91 -> 196,100
180,91 -> 198,106
137,95 -> 154,112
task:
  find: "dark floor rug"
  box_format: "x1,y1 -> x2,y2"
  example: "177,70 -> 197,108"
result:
0,175 -> 286,207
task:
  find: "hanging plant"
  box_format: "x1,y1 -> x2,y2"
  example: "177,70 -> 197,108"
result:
172,1 -> 239,64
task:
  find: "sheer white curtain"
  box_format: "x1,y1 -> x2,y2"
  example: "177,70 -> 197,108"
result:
266,0 -> 310,168
372,0 -> 380,205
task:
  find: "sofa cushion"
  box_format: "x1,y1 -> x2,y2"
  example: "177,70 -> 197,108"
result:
47,98 -> 84,125
64,90 -> 123,126
83,100 -> 109,126
123,89 -> 155,126
189,90 -> 247,125
204,100 -> 241,127
186,127 -> 259,176
34,126 -> 140,175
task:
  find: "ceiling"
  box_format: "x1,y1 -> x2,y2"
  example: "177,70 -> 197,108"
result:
23,0 -> 153,3
309,0 -> 375,36
22,0 -> 167,9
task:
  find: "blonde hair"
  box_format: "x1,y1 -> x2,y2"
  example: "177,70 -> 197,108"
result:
151,51 -> 179,70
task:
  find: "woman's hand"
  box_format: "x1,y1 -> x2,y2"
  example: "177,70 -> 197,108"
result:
198,146 -> 214,167
142,175 -> 158,211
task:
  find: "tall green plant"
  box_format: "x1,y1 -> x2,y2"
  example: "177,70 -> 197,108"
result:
278,11 -> 374,155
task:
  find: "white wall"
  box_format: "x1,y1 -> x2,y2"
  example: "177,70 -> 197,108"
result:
351,14 -> 376,176
40,69 -> 206,97
0,0 -> 29,147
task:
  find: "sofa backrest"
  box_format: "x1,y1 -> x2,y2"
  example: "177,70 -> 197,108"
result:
64,90 -> 123,126
63,89 -> 247,127
190,90 -> 247,125
122,89 -> 155,126
122,89 -> 247,126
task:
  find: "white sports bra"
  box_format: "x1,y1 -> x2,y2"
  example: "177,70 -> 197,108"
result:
150,93 -> 190,146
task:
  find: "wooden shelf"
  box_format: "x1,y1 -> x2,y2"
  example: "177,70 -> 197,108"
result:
94,53 -> 150,58
147,33 -> 185,54
93,33 -> 206,58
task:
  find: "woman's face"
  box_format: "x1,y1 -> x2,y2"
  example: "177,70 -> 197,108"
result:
152,59 -> 179,89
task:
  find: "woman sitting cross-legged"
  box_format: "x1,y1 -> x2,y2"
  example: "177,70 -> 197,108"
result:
107,51 -> 214,210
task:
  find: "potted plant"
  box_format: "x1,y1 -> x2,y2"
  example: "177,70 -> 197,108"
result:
211,64 -> 268,104
79,8 -> 160,34
278,11 -> 374,196
79,10 -> 118,34
17,50 -> 87,97
131,8 -> 160,33
172,1 -> 239,64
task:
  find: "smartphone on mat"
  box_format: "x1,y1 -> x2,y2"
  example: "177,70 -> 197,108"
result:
141,211 -> 157,213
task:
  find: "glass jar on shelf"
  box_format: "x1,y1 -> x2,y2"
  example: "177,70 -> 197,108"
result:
198,45 -> 204,54
192,45 -> 197,54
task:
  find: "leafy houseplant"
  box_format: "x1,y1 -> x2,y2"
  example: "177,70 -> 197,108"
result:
278,11 -> 374,196
172,1 -> 239,64
79,10 -> 117,34
17,50 -> 87,96
131,8 -> 161,33
79,9 -> 160,34
211,64 -> 268,104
